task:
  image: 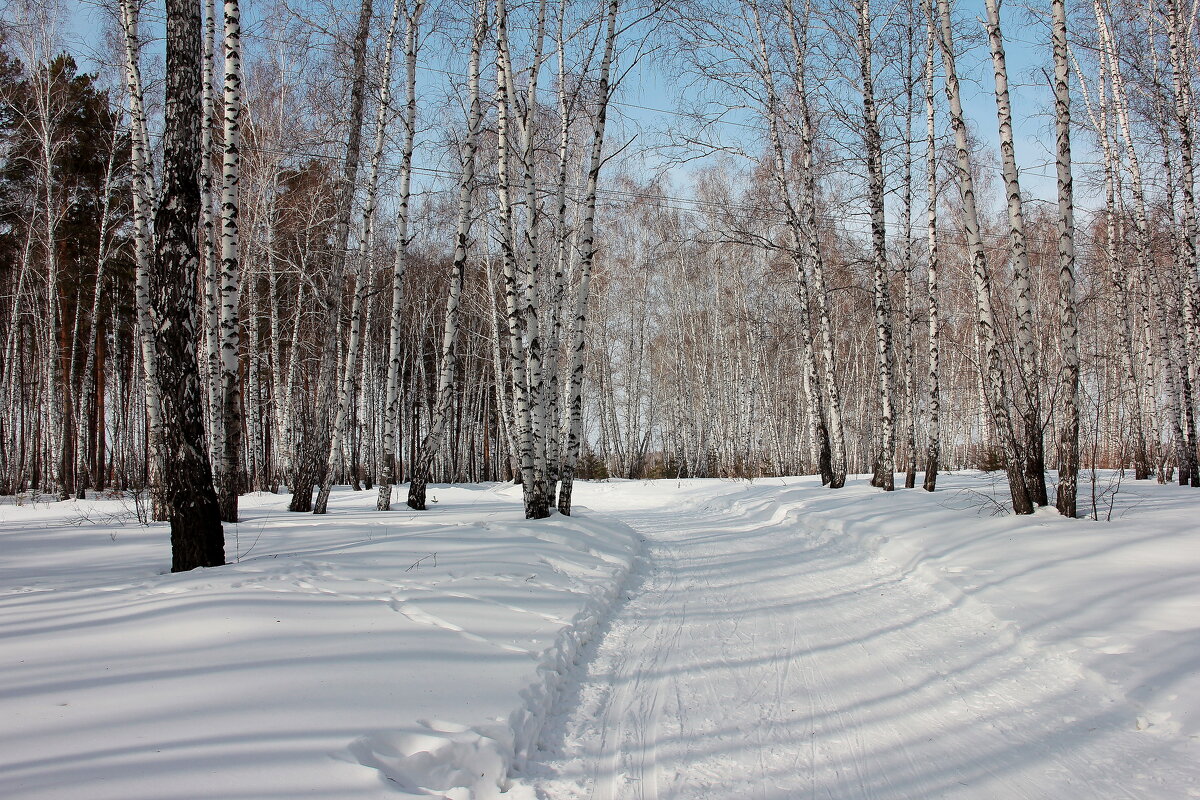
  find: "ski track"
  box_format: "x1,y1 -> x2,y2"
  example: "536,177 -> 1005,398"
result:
522,487 -> 1200,800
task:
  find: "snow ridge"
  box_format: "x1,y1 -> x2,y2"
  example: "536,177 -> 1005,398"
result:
339,507 -> 642,799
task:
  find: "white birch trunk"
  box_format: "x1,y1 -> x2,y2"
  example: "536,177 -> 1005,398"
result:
409,0 -> 481,512
318,0 -> 408,511
202,0 -> 222,475
936,0 -> 1032,513
74,137 -> 120,497
298,0 -> 371,514
558,0 -> 619,515
784,0 -> 847,487
119,0 -> 165,516
922,0 -> 941,492
1094,0 -> 1188,482
1052,0 -> 1080,516
748,0 -> 832,484
378,0 -> 432,510
217,0 -> 244,522
1070,45 -> 1150,478
1168,0 -> 1200,486
983,0 -> 1046,505
495,0 -> 540,515
857,0 -> 895,491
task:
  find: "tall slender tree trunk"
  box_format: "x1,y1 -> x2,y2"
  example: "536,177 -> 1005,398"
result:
320,0 -> 408,511
155,0 -> 224,571
936,0 -> 1032,514
857,0 -> 895,491
748,0 -> 832,486
922,0 -> 940,492
498,0 -> 552,516
900,23 -> 918,490
544,7 -> 576,488
558,0 -> 619,515
1052,0 -> 1079,516
202,0 -> 222,477
1071,45 -> 1149,479
495,0 -> 541,517
292,0 -> 371,514
217,0 -> 244,522
784,0 -> 847,487
1094,0 -> 1187,483
75,142 -> 119,498
119,0 -> 166,518
409,0 -> 478,512
983,0 -> 1046,505
1168,0 -> 1200,486
379,0 -> 436,510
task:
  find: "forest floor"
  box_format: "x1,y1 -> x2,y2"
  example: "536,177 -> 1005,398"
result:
1,473 -> 1198,799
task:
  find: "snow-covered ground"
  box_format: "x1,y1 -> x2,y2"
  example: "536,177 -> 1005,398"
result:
525,475 -> 1200,799
2,472 -> 1198,798
0,484 -> 638,799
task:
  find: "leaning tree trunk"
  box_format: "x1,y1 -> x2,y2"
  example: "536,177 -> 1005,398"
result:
783,0 -> 847,487
558,0 -> 619,515
294,0 -> 371,514
154,0 -> 224,571
408,0 -> 476,512
1052,0 -> 1079,517
318,0 -> 404,509
748,0 -> 833,485
984,0 -> 1046,505
936,0 -> 1032,514
1094,0 -> 1188,484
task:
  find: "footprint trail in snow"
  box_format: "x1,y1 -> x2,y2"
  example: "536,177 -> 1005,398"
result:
521,487 -> 1200,800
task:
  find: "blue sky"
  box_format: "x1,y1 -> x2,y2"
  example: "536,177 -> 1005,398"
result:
49,0 -> 1091,229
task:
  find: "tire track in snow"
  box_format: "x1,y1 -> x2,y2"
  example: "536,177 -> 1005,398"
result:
522,483 -> 1200,800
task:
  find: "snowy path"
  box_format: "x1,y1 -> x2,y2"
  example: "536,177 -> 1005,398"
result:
523,483 -> 1200,799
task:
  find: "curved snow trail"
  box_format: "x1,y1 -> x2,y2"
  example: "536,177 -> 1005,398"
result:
521,482 -> 1199,800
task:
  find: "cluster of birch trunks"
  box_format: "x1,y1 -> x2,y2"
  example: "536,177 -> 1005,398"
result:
3,0 -> 1200,558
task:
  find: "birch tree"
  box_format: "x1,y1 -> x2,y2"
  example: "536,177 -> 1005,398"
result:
1093,0 -> 1188,484
202,0 -> 221,476
217,0 -> 245,521
289,0 -> 371,514
921,0 -> 940,492
936,0 -> 1032,514
983,0 -> 1046,505
407,0 -> 476,511
377,0 -> 431,510
559,0 -> 620,514
317,0 -> 409,513
1052,0 -> 1079,516
784,0 -> 848,488
119,0 -> 166,518
1166,0 -> 1200,487
856,0 -> 895,492
153,0 -> 224,570
494,0 -> 548,517
747,0 -> 833,486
